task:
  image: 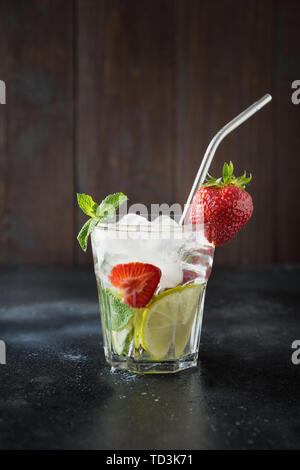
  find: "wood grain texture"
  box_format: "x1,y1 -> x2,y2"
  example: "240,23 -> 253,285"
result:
76,0 -> 176,265
176,0 -> 275,266
275,0 -> 300,262
1,0 -> 299,265
0,0 -> 74,264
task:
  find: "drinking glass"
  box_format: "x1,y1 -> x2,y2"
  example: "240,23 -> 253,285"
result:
91,221 -> 214,374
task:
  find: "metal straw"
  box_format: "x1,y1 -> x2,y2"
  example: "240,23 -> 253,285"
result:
179,94 -> 272,225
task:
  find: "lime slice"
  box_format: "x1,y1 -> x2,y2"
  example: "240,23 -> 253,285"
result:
133,309 -> 144,349
140,284 -> 204,361
112,320 -> 133,356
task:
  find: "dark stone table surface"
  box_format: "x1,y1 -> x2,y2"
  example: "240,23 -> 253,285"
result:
0,265 -> 299,450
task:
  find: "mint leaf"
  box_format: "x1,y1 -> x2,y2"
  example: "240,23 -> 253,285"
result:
98,282 -> 109,329
106,289 -> 133,331
97,192 -> 128,218
76,191 -> 128,252
77,217 -> 100,252
121,332 -> 132,357
77,193 -> 98,217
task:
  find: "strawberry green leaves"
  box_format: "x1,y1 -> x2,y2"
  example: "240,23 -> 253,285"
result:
76,192 -> 128,252
222,161 -> 234,183
236,173 -> 252,188
203,161 -> 252,189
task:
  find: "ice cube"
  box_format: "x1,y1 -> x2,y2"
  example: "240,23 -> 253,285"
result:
151,215 -> 179,226
154,254 -> 183,289
118,213 -> 149,226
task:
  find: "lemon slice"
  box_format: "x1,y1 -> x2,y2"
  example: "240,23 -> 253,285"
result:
140,284 -> 204,361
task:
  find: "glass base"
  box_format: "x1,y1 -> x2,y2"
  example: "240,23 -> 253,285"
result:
107,353 -> 198,374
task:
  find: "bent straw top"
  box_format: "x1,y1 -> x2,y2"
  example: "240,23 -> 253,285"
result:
179,94 -> 272,225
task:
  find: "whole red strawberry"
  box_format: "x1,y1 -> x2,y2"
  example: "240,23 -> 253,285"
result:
190,162 -> 253,246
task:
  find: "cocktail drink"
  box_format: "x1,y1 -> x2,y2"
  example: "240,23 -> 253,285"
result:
77,160 -> 256,374
76,95 -> 272,374
91,215 -> 214,373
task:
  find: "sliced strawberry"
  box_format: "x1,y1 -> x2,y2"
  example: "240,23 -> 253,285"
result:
109,262 -> 161,308
182,270 -> 199,284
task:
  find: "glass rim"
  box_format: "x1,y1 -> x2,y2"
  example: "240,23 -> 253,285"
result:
94,221 -> 210,233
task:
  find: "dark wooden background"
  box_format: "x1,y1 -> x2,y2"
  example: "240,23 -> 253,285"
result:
0,0 -> 299,266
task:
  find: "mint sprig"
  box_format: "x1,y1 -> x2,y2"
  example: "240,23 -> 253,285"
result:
77,217 -> 100,252
106,289 -> 133,331
77,192 -> 128,252
77,193 -> 98,217
96,193 -> 128,218
203,161 -> 252,189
